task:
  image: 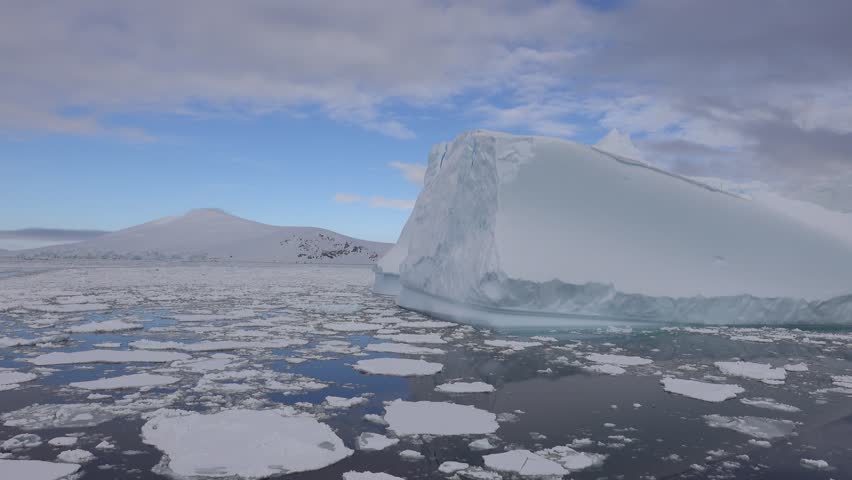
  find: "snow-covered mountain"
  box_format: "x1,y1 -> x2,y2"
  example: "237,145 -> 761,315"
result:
16,209 -> 390,264
380,130 -> 852,326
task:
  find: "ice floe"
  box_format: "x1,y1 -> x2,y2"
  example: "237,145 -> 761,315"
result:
439,461 -> 469,474
384,400 -> 498,436
29,349 -> 190,366
714,361 -> 786,384
661,378 -> 744,402
739,397 -> 801,412
353,358 -> 443,376
56,449 -> 95,464
70,373 -> 180,390
703,414 -> 796,439
67,319 -> 143,333
342,472 -> 405,480
2,433 -> 42,451
2,403 -> 116,430
142,409 -> 352,478
483,449 -> 566,476
587,354 -> 653,366
365,343 -> 444,355
435,381 -> 495,394
356,432 -> 399,451
0,459 -> 80,480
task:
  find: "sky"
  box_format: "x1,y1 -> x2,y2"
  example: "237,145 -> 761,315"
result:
2,0 -> 851,244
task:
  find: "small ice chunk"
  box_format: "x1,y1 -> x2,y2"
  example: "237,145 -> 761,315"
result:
56,449 -> 95,464
0,370 -> 38,387
469,438 -> 497,451
384,400 -> 498,436
739,397 -> 801,413
587,354 -> 653,366
435,381 -> 495,394
47,437 -> 78,447
661,377 -> 744,402
2,404 -> 116,430
365,343 -> 445,355
714,361 -> 786,383
484,339 -> 542,350
353,358 -> 443,377
342,472 -> 405,480
703,414 -> 796,439
356,433 -> 399,451
0,459 -> 80,480
483,450 -> 566,476
748,439 -> 771,448
439,461 -> 469,474
67,319 -> 142,333
399,449 -> 424,461
29,349 -> 190,366
379,333 -> 447,344
800,458 -> 831,470
70,373 -> 179,390
585,364 -> 626,375
2,434 -> 42,451
537,445 -> 607,472
95,441 -> 115,450
323,322 -> 383,332
325,396 -> 369,409
783,362 -> 808,372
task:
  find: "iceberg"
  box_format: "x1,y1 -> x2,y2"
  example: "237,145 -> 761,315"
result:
377,130 -> 852,326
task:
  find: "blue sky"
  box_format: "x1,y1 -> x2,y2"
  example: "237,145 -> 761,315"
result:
2,1 -> 850,243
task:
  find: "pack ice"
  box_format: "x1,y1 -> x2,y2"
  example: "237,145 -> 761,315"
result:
377,129 -> 852,326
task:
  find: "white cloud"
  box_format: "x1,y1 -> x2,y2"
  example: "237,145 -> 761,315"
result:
389,161 -> 427,184
333,192 -> 362,204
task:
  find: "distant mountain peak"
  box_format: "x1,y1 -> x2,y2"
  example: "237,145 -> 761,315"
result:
594,128 -> 646,163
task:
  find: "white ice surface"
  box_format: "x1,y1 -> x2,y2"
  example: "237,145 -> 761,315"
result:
56,449 -> 95,464
343,472 -> 405,480
141,409 -> 352,478
384,400 -> 498,436
703,414 -> 796,439
365,343 -> 444,355
29,349 -> 190,366
483,449 -> 567,476
661,378 -> 744,402
0,459 -> 80,480
356,432 -> 399,451
715,361 -> 786,383
435,381 -> 495,394
67,319 -> 143,333
353,358 -> 443,376
70,373 -> 180,390
393,130 -> 852,325
587,354 -> 652,366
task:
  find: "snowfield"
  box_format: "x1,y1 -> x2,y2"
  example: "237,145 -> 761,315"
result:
379,130 -> 852,326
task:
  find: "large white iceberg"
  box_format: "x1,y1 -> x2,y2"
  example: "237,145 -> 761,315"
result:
377,130 -> 852,326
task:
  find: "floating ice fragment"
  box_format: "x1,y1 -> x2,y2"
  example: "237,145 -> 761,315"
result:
342,472 -> 405,480
483,450 -> 566,476
800,458 -> 831,470
661,378 -> 744,402
56,449 -> 95,464
70,373 -> 180,390
384,400 -> 498,436
356,432 -> 399,451
365,343 -> 445,355
439,461 -> 470,474
436,381 -> 495,394
739,397 -> 800,412
2,434 -> 42,451
0,459 -> 80,480
67,319 -> 143,333
714,361 -> 786,384
142,409 -> 353,478
587,354 -> 653,366
353,358 -> 443,377
703,414 -> 796,439
29,349 -> 190,366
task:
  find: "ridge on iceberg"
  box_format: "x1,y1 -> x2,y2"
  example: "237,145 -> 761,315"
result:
377,129 -> 852,326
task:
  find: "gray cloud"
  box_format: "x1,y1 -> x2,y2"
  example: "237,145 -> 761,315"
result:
1,0 -> 850,184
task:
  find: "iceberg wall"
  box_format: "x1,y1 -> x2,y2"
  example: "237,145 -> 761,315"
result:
379,130 -> 852,326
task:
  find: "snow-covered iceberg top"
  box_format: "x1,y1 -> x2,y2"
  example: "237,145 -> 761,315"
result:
379,129 -> 852,325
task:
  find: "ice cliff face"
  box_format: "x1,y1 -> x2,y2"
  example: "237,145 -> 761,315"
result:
380,130 -> 852,326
